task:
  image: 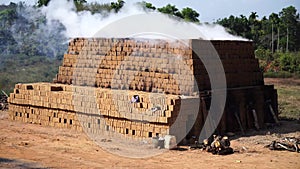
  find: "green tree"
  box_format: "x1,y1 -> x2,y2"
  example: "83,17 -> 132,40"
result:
36,0 -> 50,7
248,12 -> 263,48
137,1 -> 156,10
74,0 -> 87,12
217,6 -> 300,52
279,6 -> 300,51
217,15 -> 250,38
145,2 -> 156,10
37,0 -> 87,12
110,0 -> 125,13
268,13 -> 282,52
181,7 -> 199,22
157,4 -> 182,18
0,3 -> 17,27
83,2 -> 112,14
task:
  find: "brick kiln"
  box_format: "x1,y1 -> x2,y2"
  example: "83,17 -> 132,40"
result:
8,38 -> 278,143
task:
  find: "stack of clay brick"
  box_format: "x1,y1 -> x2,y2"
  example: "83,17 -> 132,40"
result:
8,82 -> 189,138
8,83 -> 81,130
191,40 -> 263,89
58,38 -> 197,95
8,38 -> 278,141
57,38 -> 263,94
211,40 -> 263,87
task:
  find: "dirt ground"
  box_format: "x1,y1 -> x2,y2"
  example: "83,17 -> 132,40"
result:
264,78 -> 300,86
0,113 -> 299,168
0,78 -> 299,168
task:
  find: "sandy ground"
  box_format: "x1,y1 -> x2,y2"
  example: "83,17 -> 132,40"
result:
264,78 -> 300,86
0,77 -> 299,169
0,109 -> 299,169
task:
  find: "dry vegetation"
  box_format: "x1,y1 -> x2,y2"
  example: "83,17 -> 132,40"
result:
265,78 -> 300,120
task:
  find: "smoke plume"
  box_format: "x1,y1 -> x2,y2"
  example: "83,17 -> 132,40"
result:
41,0 -> 247,40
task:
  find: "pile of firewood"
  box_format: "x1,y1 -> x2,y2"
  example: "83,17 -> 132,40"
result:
190,135 -> 234,155
266,137 -> 300,153
0,90 -> 8,111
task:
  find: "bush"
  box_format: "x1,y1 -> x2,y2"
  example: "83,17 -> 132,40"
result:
256,49 -> 300,77
277,52 -> 300,73
255,48 -> 273,61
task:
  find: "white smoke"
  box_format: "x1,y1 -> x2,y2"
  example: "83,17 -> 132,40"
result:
41,0 -> 144,37
196,24 -> 247,40
9,3 -> 68,58
42,0 -> 247,41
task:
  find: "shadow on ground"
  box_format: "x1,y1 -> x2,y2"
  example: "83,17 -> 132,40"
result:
0,157 -> 49,169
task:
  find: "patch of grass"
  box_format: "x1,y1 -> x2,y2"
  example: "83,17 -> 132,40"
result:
276,85 -> 300,120
264,71 -> 294,78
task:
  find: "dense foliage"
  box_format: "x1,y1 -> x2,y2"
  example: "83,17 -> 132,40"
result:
217,6 -> 300,52
216,6 -> 300,76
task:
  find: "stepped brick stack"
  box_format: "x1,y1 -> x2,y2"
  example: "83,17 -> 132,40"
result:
8,38 -> 278,143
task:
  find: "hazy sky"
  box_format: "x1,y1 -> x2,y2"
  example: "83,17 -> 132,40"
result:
1,0 -> 299,22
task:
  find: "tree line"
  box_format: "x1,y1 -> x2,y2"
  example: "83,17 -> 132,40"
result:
216,6 -> 300,52
37,0 -> 201,22
216,6 -> 300,76
38,0 -> 300,51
